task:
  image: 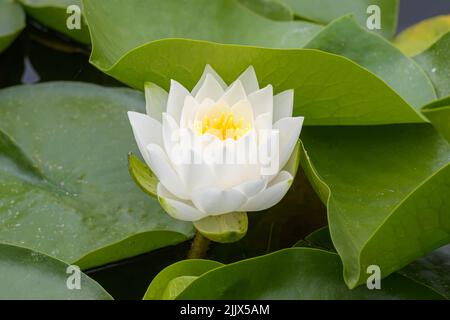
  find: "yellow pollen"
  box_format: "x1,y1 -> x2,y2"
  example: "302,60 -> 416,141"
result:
196,111 -> 251,140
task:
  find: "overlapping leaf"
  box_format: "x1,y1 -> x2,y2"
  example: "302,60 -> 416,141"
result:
305,15 -> 436,109
0,82 -> 193,269
84,0 -> 430,126
155,248 -> 443,299
0,243 -> 112,299
0,0 -> 25,53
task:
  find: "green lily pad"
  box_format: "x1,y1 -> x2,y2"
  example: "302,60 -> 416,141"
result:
0,82 -> 194,270
0,243 -> 112,299
0,0 -> 25,53
83,0 -> 429,126
176,248 -> 443,299
415,32 -> 450,98
301,124 -> 450,288
421,96 -> 450,143
19,0 -> 90,44
305,15 -> 436,109
144,259 -> 223,300
281,0 -> 399,39
394,15 -> 450,57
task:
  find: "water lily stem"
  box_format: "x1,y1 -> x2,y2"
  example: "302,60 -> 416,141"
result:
187,231 -> 210,259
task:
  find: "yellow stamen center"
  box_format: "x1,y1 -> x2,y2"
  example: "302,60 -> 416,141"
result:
196,111 -> 251,140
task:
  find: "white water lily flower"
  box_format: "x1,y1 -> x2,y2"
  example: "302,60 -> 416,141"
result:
128,65 -> 304,222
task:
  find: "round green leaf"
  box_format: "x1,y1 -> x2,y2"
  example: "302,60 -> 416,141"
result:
0,82 -> 193,270
394,15 -> 450,57
19,0 -> 90,44
301,124 -> 450,288
0,0 -> 25,53
176,248 -> 443,299
0,243 -> 112,299
194,212 -> 248,244
144,259 -> 223,300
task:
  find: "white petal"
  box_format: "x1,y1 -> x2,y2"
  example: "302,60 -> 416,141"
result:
191,65 -> 227,96
240,171 -> 293,212
195,74 -> 225,103
273,117 -> 304,170
210,133 -> 260,189
192,187 -> 248,215
162,113 -> 180,159
234,66 -> 259,95
146,144 -> 189,200
283,140 -> 300,177
219,80 -> 247,106
255,112 -> 273,134
145,82 -> 168,122
157,184 -> 207,221
128,111 -> 162,165
233,177 -> 268,198
180,96 -> 199,129
248,85 -> 273,119
175,149 -> 216,194
273,90 -> 294,122
167,80 -> 191,124
231,99 -> 255,129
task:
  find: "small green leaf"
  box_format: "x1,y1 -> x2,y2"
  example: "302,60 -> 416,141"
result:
394,15 -> 450,57
0,243 -> 112,300
144,259 -> 223,300
0,0 -> 25,53
128,153 -> 158,198
415,32 -> 450,98
194,212 -> 248,244
18,0 -> 91,44
176,248 -> 443,299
